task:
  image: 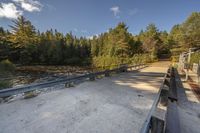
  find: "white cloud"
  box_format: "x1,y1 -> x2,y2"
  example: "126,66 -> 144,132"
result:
87,34 -> 99,40
0,3 -> 22,19
110,6 -> 120,17
13,0 -> 42,12
86,35 -> 93,40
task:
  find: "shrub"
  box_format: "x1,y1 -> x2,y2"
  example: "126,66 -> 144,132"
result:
92,56 -> 121,69
81,58 -> 91,66
130,54 -> 155,64
0,80 -> 11,89
19,50 -> 32,65
0,59 -> 16,73
190,52 -> 200,64
64,57 -> 82,65
171,55 -> 179,63
92,54 -> 155,69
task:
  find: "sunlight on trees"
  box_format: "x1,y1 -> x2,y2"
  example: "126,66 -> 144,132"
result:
0,12 -> 199,68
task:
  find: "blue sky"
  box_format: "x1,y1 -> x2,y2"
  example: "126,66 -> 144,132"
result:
0,0 -> 200,37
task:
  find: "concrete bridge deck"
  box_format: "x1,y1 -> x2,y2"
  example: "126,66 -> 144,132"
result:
0,62 -> 169,133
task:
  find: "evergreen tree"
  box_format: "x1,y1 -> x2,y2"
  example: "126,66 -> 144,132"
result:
0,27 -> 11,60
181,12 -> 200,48
142,24 -> 161,59
9,16 -> 38,64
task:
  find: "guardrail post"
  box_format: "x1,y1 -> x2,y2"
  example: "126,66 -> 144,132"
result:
105,70 -> 110,77
167,68 -> 171,74
164,78 -> 170,87
122,65 -> 128,72
166,73 -> 170,78
124,66 -> 128,72
119,67 -> 123,72
65,81 -> 75,88
115,67 -> 120,73
151,116 -> 165,133
89,73 -> 95,81
160,88 -> 169,106
168,68 -> 178,102
0,98 -> 3,103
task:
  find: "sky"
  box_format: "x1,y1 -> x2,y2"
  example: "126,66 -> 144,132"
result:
0,0 -> 200,37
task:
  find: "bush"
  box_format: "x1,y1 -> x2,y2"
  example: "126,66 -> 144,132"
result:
0,80 -> 11,89
92,54 -> 155,69
190,52 -> 200,64
92,56 -> 121,69
130,54 -> 155,64
20,50 -> 32,65
81,58 -> 91,66
171,55 -> 179,63
64,57 -> 82,65
0,59 -> 15,73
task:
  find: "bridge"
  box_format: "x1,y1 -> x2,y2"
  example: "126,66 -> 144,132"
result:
0,61 -> 199,133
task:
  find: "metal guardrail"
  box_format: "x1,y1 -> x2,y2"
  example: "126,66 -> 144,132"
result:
140,70 -> 169,133
140,67 -> 179,133
0,64 -> 146,98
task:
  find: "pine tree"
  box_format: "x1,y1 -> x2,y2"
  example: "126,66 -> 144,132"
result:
8,16 -> 38,64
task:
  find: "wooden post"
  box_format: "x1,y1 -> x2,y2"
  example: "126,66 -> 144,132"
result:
186,48 -> 192,81
185,63 -> 189,81
188,49 -> 191,63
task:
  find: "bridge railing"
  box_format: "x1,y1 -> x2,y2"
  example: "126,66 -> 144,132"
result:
0,64 -> 146,98
140,67 -> 180,133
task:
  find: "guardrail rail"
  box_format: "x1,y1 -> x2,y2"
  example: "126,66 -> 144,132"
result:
140,67 -> 180,133
0,64 -> 146,98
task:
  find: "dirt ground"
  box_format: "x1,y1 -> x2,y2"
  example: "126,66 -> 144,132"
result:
0,62 -> 169,133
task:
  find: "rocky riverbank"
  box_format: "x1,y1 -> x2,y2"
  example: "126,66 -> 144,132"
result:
0,65 -> 92,89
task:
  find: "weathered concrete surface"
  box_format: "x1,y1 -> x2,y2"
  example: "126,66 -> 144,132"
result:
0,62 -> 169,133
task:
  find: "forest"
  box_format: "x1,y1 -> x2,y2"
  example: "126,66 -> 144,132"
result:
0,12 -> 200,69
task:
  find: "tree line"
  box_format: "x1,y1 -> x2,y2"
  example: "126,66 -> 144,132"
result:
0,17 -> 91,66
0,12 -> 200,67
